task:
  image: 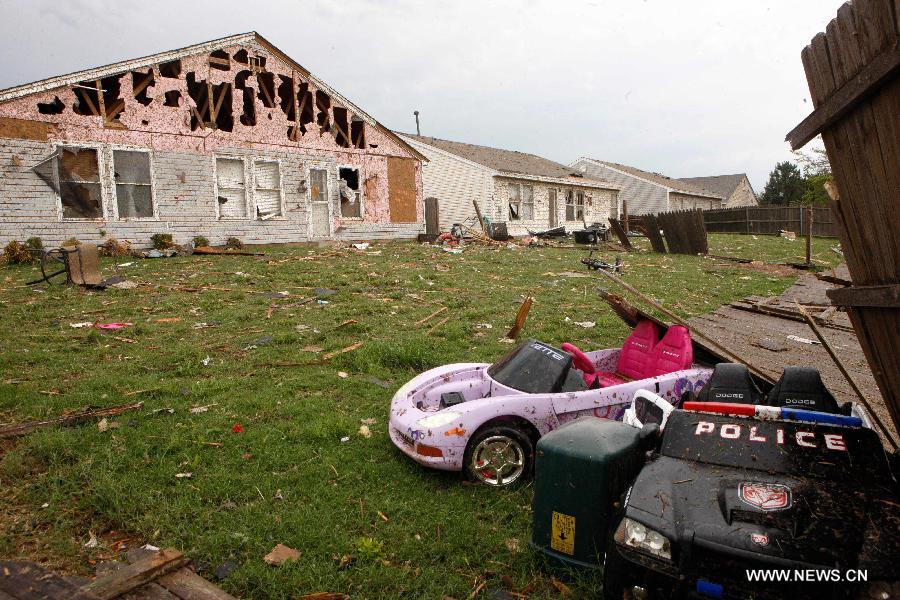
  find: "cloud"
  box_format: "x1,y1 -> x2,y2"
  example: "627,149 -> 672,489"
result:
0,0 -> 841,189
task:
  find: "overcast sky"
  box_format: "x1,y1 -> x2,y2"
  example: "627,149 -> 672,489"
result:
0,0 -> 838,190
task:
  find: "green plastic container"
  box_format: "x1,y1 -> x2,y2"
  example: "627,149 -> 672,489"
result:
530,418 -> 646,569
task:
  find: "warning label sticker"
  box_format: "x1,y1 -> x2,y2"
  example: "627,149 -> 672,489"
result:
551,511 -> 575,555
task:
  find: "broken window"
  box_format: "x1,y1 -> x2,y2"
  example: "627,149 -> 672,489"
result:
186,74 -> 233,131
56,147 -> 103,220
113,150 -> 153,219
338,167 -> 362,218
216,158 -> 247,219
37,96 -> 64,114
209,50 -> 230,71
350,118 -> 365,149
508,183 -> 521,220
234,71 -> 256,127
315,90 -> 331,135
254,160 -> 282,219
565,190 -> 585,221
159,60 -> 181,78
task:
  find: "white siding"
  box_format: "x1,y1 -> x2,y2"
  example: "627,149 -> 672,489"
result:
571,159 -> 669,216
401,136 -> 495,230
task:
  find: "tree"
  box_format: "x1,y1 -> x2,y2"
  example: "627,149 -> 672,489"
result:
794,145 -> 833,206
759,161 -> 806,205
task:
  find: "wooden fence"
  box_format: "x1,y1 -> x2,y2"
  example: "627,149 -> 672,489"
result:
703,205 -> 838,237
786,0 -> 900,436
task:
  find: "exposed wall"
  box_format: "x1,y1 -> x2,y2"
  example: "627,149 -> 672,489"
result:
668,192 -> 722,211
0,40 -> 423,245
573,160 -> 667,215
402,136 -> 494,230
493,177 -> 614,235
724,177 -> 758,208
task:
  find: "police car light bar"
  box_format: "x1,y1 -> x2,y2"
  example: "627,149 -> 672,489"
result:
682,402 -> 862,428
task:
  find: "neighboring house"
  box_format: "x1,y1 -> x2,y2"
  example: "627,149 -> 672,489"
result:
678,174 -> 758,208
398,134 -> 619,235
0,32 -> 426,247
570,158 -> 724,215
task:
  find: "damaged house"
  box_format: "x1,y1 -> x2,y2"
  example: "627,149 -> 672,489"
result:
397,134 -> 619,235
0,32 -> 426,247
570,158 -> 724,215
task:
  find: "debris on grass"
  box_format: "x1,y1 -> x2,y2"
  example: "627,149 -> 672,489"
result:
70,322 -> 93,328
340,436 -> 350,443
337,371 -> 349,379
505,538 -> 520,553
202,356 -> 211,366
96,322 -> 133,330
231,423 -> 244,433
97,418 -> 109,432
415,306 -> 448,326
0,401 -> 144,439
321,342 -> 363,361
264,543 -> 300,565
550,576 -> 572,597
573,321 -> 596,328
214,559 -> 237,580
84,531 -> 99,549
358,425 -> 372,438
175,472 -> 192,478
190,404 -> 216,414
360,417 -> 376,425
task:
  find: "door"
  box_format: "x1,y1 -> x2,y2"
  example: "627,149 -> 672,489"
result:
548,188 -> 558,227
308,168 -> 331,238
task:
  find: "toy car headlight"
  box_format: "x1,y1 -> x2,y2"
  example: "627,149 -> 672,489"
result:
417,412 -> 461,428
618,518 -> 671,560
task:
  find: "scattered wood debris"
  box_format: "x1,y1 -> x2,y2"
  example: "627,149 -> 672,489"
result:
0,401 -> 144,439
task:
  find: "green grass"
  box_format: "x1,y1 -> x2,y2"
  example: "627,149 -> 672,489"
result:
0,234 -> 841,599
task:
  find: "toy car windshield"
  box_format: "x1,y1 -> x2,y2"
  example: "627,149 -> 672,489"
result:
487,339 -> 573,394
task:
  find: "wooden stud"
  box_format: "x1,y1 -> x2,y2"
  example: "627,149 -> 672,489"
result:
81,549 -> 189,600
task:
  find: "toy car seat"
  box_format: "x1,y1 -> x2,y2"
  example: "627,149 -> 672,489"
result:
648,325 -> 693,376
765,367 -> 849,414
562,320 -> 659,388
595,319 -> 659,387
696,363 -> 764,405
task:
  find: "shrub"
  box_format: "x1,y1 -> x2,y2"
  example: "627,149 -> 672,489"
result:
192,235 -> 210,248
225,237 -> 244,250
24,237 -> 43,250
150,233 -> 174,250
63,237 -> 81,247
3,241 -> 33,264
100,237 -> 133,258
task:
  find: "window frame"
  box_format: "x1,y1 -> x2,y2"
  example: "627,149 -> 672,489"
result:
337,164 -> 364,220
508,182 -> 522,220
521,184 -> 534,220
52,142 -> 106,222
306,164 -> 333,237
252,157 -> 285,220
110,146 -> 157,221
214,155 -> 250,220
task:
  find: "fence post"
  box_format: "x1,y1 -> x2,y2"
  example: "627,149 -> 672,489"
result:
745,206 -> 750,234
806,204 -> 813,266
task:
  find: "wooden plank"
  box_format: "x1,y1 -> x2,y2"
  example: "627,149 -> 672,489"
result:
386,157 -> 418,223
606,218 -> 632,250
787,44 -> 900,149
81,549 -> 189,600
155,569 -> 237,600
0,561 -> 101,600
826,284 -> 900,308
0,401 -> 144,439
0,116 -> 59,141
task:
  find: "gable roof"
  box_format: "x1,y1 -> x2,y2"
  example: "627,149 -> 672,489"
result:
401,134 -> 617,189
678,174 -> 753,198
0,32 -> 425,162
579,159 -> 723,199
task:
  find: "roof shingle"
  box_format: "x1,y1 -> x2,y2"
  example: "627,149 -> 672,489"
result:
589,160 -> 723,199
678,174 -> 752,199
401,134 -> 617,188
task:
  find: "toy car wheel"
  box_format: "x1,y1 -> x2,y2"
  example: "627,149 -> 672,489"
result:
464,425 -> 532,487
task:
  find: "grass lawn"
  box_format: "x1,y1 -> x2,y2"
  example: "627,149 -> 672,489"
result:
0,234 -> 841,599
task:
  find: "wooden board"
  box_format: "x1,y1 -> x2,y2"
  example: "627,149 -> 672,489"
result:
0,117 -> 59,141
82,549 -> 189,599
795,0 -> 900,431
386,157 -> 418,223
0,562 -> 100,600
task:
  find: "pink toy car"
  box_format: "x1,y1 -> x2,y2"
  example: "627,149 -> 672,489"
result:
388,320 -> 713,487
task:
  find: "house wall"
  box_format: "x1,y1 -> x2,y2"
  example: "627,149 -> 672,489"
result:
724,177 -> 758,208
0,40 -> 423,246
668,192 -> 722,211
572,159 -> 667,216
493,177 -> 615,236
401,136 -> 494,230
